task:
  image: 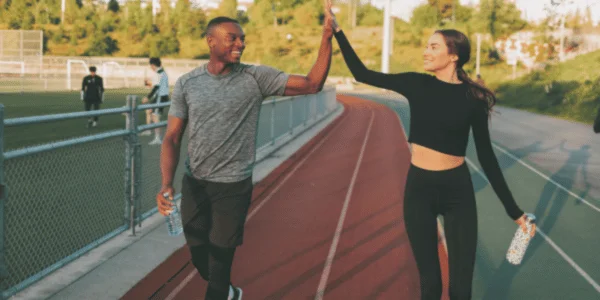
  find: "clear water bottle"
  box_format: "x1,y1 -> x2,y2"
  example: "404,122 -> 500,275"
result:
506,213 -> 536,265
163,192 -> 183,236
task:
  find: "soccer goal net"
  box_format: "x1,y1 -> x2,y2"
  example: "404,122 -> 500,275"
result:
67,59 -> 89,91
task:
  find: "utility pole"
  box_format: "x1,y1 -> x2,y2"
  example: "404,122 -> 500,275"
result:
382,0 -> 391,73
452,0 -> 456,23
61,0 -> 65,24
152,0 -> 158,24
476,33 -> 481,75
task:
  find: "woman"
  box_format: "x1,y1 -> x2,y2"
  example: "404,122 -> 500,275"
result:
327,9 -> 536,300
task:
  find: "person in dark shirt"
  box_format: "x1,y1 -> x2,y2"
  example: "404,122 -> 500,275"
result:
327,7 -> 535,300
81,66 -> 104,128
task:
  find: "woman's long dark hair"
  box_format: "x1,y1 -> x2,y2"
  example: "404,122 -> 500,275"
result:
435,29 -> 496,117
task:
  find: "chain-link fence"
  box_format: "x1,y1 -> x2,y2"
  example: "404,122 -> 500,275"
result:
0,86 -> 340,299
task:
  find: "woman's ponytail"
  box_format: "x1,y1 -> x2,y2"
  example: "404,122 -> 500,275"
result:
456,67 -> 497,118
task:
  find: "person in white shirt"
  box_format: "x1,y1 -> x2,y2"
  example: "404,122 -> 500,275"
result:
142,57 -> 169,145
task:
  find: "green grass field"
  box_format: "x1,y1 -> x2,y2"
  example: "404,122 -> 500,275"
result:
493,50 -> 600,125
0,87 -> 193,294
1,88 -> 158,151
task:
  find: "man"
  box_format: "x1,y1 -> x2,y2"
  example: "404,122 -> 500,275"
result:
81,66 -> 104,128
142,57 -> 169,145
156,10 -> 335,300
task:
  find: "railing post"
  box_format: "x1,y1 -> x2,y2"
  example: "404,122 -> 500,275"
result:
124,95 -> 136,236
304,95 -> 308,126
270,100 -> 275,145
0,104 -> 8,291
289,98 -> 293,135
131,96 -> 141,229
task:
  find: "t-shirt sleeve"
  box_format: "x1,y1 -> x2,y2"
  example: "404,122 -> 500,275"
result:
251,65 -> 290,97
168,77 -> 188,120
152,72 -> 160,86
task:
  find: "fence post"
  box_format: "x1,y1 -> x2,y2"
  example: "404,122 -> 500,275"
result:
304,96 -> 308,126
289,98 -> 293,135
130,96 -> 141,229
0,104 -> 8,296
270,100 -> 276,145
124,96 -> 135,236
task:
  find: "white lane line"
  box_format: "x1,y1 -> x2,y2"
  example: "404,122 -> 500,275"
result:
314,109 -> 375,300
465,158 -> 600,294
535,229 -> 600,293
490,142 -> 600,213
165,101 -> 351,300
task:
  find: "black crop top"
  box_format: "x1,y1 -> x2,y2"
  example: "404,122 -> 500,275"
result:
334,30 -> 524,220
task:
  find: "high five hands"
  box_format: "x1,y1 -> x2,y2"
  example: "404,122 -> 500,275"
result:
323,0 -> 340,38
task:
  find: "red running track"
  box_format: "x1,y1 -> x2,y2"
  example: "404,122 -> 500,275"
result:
121,95 -> 449,300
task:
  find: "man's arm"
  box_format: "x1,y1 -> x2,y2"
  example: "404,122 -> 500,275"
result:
283,22 -> 333,96
160,116 -> 187,188
160,77 -> 188,188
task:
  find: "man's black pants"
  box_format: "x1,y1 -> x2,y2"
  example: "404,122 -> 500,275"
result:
180,174 -> 253,300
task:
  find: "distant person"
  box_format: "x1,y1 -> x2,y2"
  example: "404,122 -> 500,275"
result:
81,66 -> 104,128
476,73 -> 486,87
142,57 -> 169,145
156,12 -> 334,300
328,6 -> 535,300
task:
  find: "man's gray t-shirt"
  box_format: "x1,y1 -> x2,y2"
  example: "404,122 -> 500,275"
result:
169,63 -> 290,183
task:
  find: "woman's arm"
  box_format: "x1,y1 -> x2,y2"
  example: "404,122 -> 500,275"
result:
333,30 -> 399,90
333,30 -> 428,98
472,103 -> 524,221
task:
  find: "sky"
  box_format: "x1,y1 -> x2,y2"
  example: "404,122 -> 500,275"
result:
368,0 -> 600,24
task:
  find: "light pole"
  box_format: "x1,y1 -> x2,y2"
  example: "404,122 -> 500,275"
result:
61,0 -> 65,23
381,0 -> 391,73
476,33 -> 481,75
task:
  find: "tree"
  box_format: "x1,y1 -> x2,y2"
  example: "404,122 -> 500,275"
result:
357,4 -> 383,26
475,0 -> 528,40
85,29 -> 119,56
428,0 -> 454,22
247,0 -> 275,27
215,0 -> 238,19
411,4 -> 439,29
107,0 -> 119,13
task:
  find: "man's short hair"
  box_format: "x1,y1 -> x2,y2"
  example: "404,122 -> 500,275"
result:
89,66 -> 96,72
149,57 -> 161,67
206,16 -> 240,36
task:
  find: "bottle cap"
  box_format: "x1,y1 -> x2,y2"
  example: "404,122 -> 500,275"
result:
525,213 -> 536,224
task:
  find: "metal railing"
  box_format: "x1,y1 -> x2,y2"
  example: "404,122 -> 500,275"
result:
0,86 -> 339,299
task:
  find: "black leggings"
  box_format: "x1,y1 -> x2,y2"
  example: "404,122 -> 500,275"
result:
404,162 -> 478,300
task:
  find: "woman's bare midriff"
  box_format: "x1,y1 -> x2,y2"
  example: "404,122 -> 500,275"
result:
410,143 -> 465,171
